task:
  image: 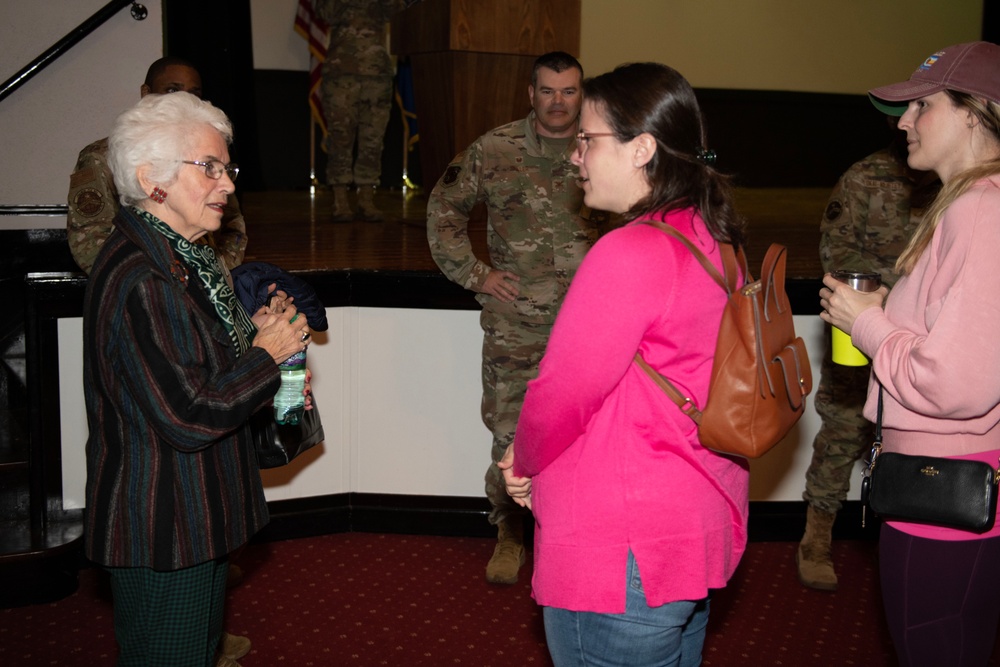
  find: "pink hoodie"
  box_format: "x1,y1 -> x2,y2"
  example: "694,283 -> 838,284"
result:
853,175 -> 1000,540
513,209 -> 750,612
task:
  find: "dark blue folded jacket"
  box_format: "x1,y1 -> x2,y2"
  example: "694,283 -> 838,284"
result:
231,261 -> 329,331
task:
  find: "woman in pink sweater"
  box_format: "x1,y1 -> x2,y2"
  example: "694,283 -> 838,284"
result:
499,62 -> 750,667
822,42 -> 1000,666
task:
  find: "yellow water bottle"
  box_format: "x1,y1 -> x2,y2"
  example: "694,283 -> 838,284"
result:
830,270 -> 881,366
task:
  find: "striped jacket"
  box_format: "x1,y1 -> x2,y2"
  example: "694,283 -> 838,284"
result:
83,206 -> 279,571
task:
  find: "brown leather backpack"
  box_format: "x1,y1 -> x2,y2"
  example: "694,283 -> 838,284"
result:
635,223 -> 813,458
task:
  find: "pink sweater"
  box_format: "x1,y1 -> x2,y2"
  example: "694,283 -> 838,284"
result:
512,210 -> 750,613
853,175 -> 1000,540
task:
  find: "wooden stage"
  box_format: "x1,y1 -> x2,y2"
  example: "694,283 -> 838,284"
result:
239,187 -> 830,281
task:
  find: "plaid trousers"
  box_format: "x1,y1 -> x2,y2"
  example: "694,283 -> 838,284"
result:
106,558 -> 229,667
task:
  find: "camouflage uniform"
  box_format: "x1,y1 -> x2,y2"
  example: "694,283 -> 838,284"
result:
316,0 -> 402,187
804,148 -> 935,513
67,137 -> 248,274
427,112 -> 604,524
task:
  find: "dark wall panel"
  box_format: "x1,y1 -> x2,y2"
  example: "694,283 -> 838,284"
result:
249,69 -> 418,191
249,73 -> 896,191
252,70 -> 315,191
697,88 -> 893,188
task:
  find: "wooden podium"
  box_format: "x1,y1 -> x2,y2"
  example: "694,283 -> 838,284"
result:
391,0 -> 581,188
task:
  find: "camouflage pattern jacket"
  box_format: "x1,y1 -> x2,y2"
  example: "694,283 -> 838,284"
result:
819,147 -> 936,289
316,0 -> 402,77
427,111 -> 602,324
67,137 -> 248,274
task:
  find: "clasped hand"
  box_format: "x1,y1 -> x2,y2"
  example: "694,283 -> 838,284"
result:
498,443 -> 532,510
248,283 -> 310,363
818,273 -> 887,335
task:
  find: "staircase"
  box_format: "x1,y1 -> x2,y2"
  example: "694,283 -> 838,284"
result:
0,231 -> 86,607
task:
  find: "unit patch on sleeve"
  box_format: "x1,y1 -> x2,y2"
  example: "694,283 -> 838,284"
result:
442,166 -> 462,186
73,188 -> 106,218
824,200 -> 843,222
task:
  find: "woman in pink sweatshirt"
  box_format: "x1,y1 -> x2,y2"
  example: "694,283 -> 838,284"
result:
822,42 -> 1000,666
499,62 -> 750,667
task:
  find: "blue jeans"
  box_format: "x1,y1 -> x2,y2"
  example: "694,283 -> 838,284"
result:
543,551 -> 710,667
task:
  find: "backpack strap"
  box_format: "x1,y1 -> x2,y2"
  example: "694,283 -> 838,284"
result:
760,243 -> 789,322
642,220 -> 749,293
634,353 -> 705,423
633,221 -> 748,424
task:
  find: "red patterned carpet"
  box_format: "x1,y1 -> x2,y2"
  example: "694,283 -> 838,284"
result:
2,533 -> 998,666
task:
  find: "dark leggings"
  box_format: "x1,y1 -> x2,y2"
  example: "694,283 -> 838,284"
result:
880,524 -> 1000,666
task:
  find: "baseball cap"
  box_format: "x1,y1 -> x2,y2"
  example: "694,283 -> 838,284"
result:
868,41 -> 1000,116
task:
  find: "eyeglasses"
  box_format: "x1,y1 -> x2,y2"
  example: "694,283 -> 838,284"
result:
181,160 -> 240,182
575,131 -> 615,153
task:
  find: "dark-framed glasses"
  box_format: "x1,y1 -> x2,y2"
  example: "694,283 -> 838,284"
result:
181,160 -> 240,182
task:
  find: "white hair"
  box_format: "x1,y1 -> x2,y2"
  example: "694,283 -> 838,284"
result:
107,92 -> 233,206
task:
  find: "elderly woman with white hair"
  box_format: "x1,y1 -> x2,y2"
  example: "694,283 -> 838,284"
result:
82,92 -> 310,667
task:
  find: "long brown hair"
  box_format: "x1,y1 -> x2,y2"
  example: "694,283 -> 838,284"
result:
582,62 -> 746,248
896,91 -> 1000,274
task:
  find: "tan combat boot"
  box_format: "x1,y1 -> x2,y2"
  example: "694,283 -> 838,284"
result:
796,505 -> 838,591
486,516 -> 525,585
219,632 -> 250,660
332,185 -> 353,221
356,185 -> 385,221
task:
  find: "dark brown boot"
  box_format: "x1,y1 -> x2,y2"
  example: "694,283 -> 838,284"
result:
486,516 -> 525,585
332,186 -> 353,221
356,185 -> 385,221
796,506 -> 838,591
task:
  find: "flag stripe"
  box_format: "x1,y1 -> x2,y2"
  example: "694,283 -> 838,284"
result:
295,0 -> 329,137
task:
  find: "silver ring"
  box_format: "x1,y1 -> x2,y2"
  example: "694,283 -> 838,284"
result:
300,331 -> 311,343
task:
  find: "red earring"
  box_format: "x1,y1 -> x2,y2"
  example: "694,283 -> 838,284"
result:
150,187 -> 168,203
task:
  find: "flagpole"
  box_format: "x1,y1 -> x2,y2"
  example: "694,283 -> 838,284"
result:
309,113 -> 317,195
296,0 -> 327,197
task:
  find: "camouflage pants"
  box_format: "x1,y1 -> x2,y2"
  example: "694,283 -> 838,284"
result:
803,330 -> 874,514
480,309 -> 552,525
321,71 -> 392,187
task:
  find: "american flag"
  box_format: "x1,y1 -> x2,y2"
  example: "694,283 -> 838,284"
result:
294,0 -> 330,137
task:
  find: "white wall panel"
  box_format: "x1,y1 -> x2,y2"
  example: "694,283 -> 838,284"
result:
353,308 -> 489,496
0,0 -> 163,213
61,308 -> 860,506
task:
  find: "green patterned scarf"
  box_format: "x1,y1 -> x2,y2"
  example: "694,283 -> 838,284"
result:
136,207 -> 256,356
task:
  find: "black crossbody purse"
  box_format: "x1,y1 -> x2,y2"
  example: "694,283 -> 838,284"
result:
861,386 -> 1000,532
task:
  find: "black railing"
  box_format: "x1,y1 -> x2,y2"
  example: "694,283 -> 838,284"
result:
0,205 -> 68,216
0,0 -> 147,105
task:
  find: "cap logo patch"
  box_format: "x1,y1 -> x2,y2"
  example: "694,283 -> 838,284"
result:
919,53 -> 942,71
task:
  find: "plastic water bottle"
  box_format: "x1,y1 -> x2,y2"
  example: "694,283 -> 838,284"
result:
274,349 -> 306,425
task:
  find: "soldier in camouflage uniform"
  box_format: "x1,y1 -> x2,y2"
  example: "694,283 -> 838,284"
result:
316,0 -> 403,221
427,52 -> 606,585
67,57 -> 247,274
798,128 -> 938,591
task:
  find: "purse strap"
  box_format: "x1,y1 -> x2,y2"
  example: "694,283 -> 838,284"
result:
632,221 -> 748,423
868,385 -> 884,466
874,385 -> 883,444
860,386 -> 884,528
